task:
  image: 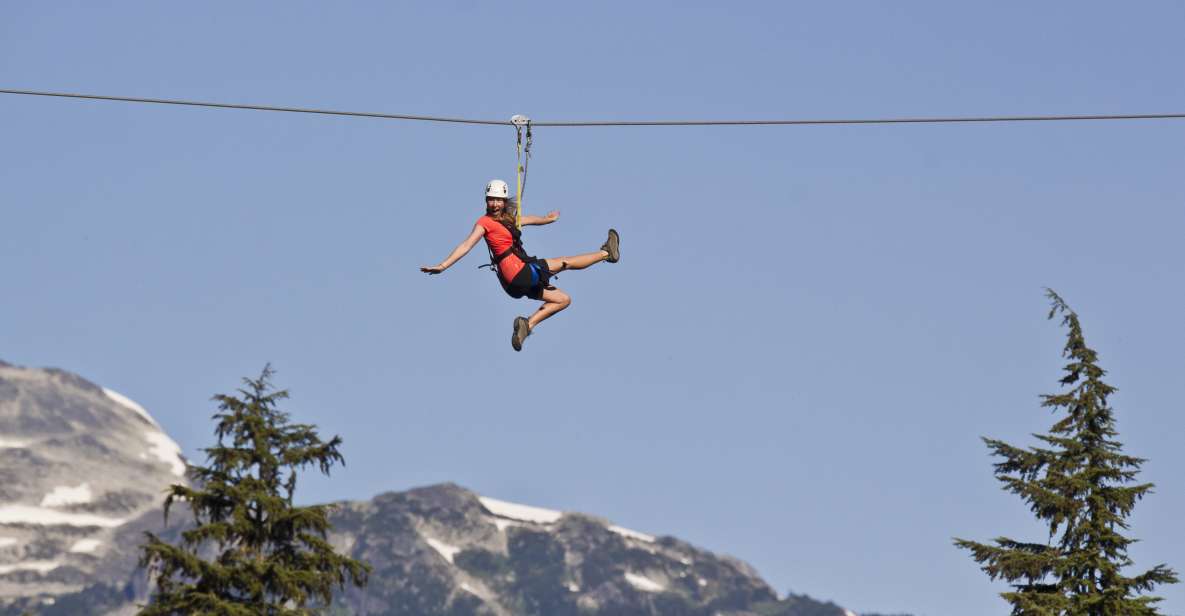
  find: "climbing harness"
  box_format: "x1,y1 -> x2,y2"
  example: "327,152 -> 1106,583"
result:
481,220 -> 530,276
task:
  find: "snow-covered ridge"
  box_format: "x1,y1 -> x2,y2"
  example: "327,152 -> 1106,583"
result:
145,432 -> 186,477
478,496 -> 563,524
102,387 -> 158,427
609,524 -> 655,543
478,495 -> 655,544
101,387 -> 186,476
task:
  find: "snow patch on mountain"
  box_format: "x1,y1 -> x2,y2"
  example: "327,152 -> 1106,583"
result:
0,505 -> 127,528
102,387 -> 158,427
0,561 -> 60,575
0,437 -> 29,449
0,538 -> 16,548
624,571 -> 666,593
145,431 -> 186,476
68,539 -> 102,554
40,483 -> 93,507
478,496 -> 563,524
424,536 -> 461,564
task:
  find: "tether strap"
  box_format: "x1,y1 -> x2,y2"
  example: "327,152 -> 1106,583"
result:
515,121 -> 532,230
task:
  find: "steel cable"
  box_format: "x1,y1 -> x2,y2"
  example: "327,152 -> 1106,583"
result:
3,88 -> 1185,128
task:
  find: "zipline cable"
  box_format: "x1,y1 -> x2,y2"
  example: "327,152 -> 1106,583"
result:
0,88 -> 508,126
534,114 -> 1185,126
4,88 -> 1185,128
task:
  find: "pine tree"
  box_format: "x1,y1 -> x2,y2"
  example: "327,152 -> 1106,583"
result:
138,367 -> 370,615
955,290 -> 1177,615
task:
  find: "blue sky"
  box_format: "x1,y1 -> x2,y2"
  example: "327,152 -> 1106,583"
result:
2,3 -> 1183,615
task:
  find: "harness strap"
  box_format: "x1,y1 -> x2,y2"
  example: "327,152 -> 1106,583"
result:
478,245 -> 511,293
491,246 -> 519,265
479,246 -> 516,273
479,222 -> 531,279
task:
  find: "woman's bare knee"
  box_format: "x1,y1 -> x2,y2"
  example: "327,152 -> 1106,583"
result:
549,291 -> 572,309
539,287 -> 570,309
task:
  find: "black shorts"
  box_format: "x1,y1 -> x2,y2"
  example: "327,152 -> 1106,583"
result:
504,259 -> 552,300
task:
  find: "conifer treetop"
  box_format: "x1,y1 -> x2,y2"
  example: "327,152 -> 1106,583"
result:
954,290 -> 1177,616
138,366 -> 369,615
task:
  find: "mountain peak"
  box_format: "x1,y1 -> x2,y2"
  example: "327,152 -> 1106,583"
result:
321,482 -> 852,615
0,363 -> 187,602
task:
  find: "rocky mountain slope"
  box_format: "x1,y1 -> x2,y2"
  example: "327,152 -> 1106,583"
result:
321,483 -> 858,616
0,360 -> 185,607
0,361 -> 900,615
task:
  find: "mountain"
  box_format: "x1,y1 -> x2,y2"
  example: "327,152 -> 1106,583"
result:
320,482 -> 859,616
0,360 -> 185,611
0,361 -> 901,616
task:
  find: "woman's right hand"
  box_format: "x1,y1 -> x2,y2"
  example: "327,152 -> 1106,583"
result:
420,264 -> 446,275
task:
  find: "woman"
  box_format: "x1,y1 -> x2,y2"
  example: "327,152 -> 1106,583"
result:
421,180 -> 620,351
421,180 -> 620,348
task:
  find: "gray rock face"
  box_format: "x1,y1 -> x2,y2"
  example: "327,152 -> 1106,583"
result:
0,362 -> 186,610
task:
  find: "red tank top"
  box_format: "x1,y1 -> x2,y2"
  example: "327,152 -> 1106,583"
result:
477,216 -> 526,282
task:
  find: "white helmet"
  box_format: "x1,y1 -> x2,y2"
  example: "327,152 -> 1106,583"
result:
485,179 -> 510,199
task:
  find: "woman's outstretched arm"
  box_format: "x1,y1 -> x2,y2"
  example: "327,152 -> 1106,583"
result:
421,224 -> 485,274
519,211 -> 560,226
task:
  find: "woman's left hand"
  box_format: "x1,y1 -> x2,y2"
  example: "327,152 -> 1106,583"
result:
545,210 -> 560,223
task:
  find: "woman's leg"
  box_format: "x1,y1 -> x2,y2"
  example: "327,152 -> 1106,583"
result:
527,287 -> 571,329
544,250 -> 607,273
543,230 -> 619,272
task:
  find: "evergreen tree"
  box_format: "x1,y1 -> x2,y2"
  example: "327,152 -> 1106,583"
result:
138,367 -> 370,615
955,290 -> 1177,615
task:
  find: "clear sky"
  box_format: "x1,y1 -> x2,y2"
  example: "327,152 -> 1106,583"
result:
2,3 -> 1183,615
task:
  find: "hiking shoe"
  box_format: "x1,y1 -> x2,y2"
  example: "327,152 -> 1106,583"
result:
511,316 -> 531,351
601,229 -> 620,263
